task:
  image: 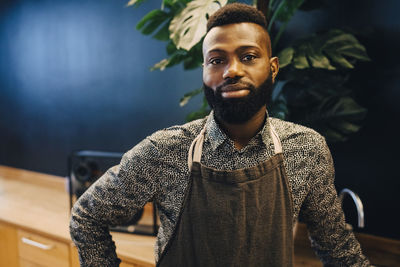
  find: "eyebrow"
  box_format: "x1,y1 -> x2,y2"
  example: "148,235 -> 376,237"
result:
206,45 -> 261,55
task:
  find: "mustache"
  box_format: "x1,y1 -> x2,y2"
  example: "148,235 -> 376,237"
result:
216,78 -> 255,93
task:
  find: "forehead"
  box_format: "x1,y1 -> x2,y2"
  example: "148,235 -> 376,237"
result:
203,22 -> 270,55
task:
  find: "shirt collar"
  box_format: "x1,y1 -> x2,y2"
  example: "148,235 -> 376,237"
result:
204,110 -> 272,151
205,110 -> 227,151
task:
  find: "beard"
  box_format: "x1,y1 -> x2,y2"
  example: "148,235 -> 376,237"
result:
204,74 -> 274,124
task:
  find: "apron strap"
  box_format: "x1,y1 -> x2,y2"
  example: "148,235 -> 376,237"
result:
188,127 -> 206,171
187,117 -> 282,171
269,122 -> 282,154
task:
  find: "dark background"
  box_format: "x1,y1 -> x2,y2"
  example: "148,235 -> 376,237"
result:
1,0 -> 399,239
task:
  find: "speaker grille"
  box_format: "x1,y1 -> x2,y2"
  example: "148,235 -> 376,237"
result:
68,150 -> 158,236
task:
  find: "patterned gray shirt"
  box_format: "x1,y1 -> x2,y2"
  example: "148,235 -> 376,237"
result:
70,111 -> 371,266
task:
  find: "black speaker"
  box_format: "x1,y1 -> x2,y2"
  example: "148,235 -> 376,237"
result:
68,150 -> 158,236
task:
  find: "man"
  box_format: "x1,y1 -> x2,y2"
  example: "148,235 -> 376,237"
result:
70,3 -> 371,266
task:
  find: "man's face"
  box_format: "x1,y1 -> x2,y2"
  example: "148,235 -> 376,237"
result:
202,22 -> 279,124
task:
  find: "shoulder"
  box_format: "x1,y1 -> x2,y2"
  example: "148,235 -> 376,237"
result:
269,117 -> 327,148
147,117 -> 207,149
121,117 -> 207,168
270,118 -> 334,188
269,117 -> 332,167
131,117 -> 208,161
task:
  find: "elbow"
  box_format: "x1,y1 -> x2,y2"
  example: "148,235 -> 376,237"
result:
69,208 -> 81,244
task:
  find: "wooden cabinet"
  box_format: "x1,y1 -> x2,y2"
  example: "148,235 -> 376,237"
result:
0,222 -> 19,267
120,262 -> 138,267
0,222 -> 79,267
1,166 -> 399,266
17,229 -> 70,267
0,222 -> 146,267
0,166 -> 155,267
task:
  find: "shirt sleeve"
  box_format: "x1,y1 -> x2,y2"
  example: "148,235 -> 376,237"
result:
300,135 -> 371,266
69,138 -> 160,267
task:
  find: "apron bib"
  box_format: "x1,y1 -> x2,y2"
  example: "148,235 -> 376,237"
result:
158,118 -> 294,267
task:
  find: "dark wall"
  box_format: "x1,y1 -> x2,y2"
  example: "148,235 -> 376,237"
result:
0,0 -> 399,239
283,1 -> 400,240
0,0 -> 202,174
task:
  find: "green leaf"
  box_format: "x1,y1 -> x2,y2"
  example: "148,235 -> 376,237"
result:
152,40 -> 203,71
282,29 -> 370,70
141,19 -> 166,35
151,58 -> 170,71
292,45 -> 309,69
306,43 -> 336,70
166,41 -> 178,55
169,0 -> 228,51
323,30 -> 361,47
301,96 -> 367,142
278,47 -> 295,68
179,87 -> 203,107
280,71 -> 367,141
329,96 -> 367,120
323,128 -> 348,142
282,75 -> 354,110
324,51 -> 354,68
329,120 -> 362,135
183,41 -> 203,69
136,10 -> 164,30
136,10 -> 170,36
126,0 -> 148,7
339,47 -> 370,62
162,0 -> 177,9
153,21 -> 171,41
150,51 -> 187,71
322,30 -> 370,62
183,56 -> 203,69
279,66 -> 350,88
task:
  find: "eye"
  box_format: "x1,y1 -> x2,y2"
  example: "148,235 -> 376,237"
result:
242,54 -> 256,62
209,58 -> 224,65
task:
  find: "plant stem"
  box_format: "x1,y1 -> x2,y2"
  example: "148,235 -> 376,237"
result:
257,0 -> 270,19
272,20 -> 288,51
268,0 -> 286,32
267,0 -> 274,20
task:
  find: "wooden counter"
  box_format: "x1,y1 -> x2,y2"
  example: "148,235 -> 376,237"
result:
1,165 -> 399,266
0,165 -> 155,267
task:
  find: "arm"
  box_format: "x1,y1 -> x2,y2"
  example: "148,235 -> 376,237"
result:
300,135 -> 371,266
69,138 -> 160,266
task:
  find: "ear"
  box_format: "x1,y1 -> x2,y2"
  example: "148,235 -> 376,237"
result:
269,57 -> 279,83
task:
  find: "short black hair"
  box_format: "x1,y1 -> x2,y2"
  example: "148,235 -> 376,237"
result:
206,3 -> 268,33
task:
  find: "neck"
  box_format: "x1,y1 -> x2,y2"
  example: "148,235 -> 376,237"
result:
217,106 -> 267,150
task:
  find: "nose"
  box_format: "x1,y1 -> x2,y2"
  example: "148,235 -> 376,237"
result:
222,58 -> 244,80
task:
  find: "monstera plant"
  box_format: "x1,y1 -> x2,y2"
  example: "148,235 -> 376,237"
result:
127,0 -> 370,142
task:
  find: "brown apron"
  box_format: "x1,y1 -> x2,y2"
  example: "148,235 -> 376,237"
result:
157,118 -> 294,267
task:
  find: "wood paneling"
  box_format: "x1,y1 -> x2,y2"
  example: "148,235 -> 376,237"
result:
1,165 -> 400,267
0,222 -> 19,267
0,165 -> 156,266
18,229 -> 69,267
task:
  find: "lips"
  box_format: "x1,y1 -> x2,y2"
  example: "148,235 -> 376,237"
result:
219,83 -> 251,98
220,83 -> 250,93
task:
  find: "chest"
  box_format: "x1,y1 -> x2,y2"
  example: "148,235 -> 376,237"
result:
157,143 -> 311,225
